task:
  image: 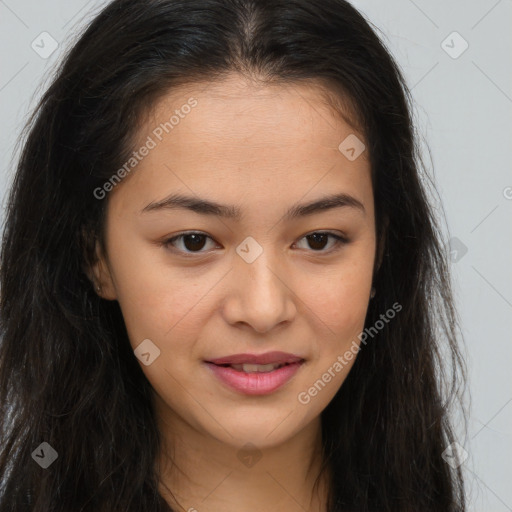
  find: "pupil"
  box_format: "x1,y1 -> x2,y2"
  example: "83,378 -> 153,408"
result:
184,234 -> 206,251
307,233 -> 327,250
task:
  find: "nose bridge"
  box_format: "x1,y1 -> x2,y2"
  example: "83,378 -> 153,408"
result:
237,235 -> 285,299
224,235 -> 295,332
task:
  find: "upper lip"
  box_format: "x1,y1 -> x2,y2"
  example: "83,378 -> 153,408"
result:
206,351 -> 304,365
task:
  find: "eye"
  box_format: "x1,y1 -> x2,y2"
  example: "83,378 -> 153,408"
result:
162,232 -> 217,255
294,231 -> 349,253
162,230 -> 349,256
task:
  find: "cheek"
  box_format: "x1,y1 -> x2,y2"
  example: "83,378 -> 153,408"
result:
116,275 -> 207,353
306,264 -> 373,335
106,237 -> 208,351
309,277 -> 366,318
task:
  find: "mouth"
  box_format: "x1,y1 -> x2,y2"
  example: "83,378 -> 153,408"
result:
204,352 -> 305,395
209,361 -> 302,373
205,351 -> 304,367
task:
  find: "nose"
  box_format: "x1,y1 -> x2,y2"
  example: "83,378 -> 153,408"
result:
221,247 -> 297,334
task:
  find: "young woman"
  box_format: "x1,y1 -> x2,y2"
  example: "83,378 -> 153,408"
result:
0,0 -> 467,511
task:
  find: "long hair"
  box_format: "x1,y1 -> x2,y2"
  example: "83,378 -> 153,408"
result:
0,0 -> 467,510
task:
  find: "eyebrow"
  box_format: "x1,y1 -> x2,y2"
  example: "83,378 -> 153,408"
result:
141,192 -> 365,220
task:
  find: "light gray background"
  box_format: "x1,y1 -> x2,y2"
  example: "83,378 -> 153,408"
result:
1,1 -> 511,510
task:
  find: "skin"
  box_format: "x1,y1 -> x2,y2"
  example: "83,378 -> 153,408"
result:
91,73 -> 377,512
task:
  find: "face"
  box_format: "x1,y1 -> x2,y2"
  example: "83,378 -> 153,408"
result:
92,73 -> 376,450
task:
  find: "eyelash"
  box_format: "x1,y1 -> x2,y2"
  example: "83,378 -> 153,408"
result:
161,231 -> 349,257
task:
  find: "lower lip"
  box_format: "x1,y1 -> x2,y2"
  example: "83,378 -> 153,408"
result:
204,361 -> 304,395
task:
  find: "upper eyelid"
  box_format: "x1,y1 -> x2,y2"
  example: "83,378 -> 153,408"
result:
166,230 -> 345,241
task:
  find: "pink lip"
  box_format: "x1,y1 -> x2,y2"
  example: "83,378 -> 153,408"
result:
204,360 -> 304,395
206,351 -> 303,366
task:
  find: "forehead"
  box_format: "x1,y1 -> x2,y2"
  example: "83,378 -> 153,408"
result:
108,73 -> 372,218
143,74 -> 362,148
